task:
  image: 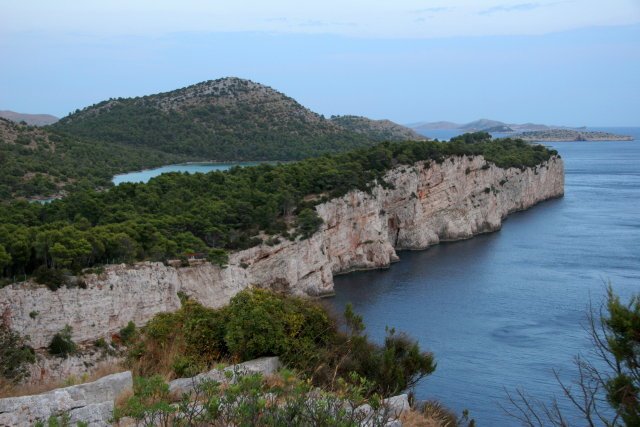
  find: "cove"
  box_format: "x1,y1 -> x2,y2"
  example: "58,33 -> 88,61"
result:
329,135 -> 640,425
112,162 -> 263,185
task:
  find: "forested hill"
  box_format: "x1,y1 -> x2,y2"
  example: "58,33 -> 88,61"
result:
0,118 -> 186,201
0,133 -> 557,282
51,77 -> 423,160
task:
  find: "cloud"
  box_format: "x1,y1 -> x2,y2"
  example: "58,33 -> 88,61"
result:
3,0 -> 638,40
479,2 -> 548,15
298,20 -> 356,28
413,7 -> 454,14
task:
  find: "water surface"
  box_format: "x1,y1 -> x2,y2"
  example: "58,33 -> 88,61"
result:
112,162 -> 262,185
330,132 -> 640,425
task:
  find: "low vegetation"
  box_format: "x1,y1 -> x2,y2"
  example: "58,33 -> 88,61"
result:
111,288 -> 452,425
0,323 -> 36,384
128,289 -> 435,398
115,370 -> 396,427
0,134 -> 556,284
48,325 -> 77,358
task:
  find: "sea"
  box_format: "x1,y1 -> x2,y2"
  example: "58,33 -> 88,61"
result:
111,127 -> 640,425
328,127 -> 640,425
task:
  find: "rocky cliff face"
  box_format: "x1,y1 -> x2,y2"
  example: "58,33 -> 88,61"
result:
0,155 -> 564,349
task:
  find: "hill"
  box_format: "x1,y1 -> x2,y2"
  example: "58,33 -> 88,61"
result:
0,118 -> 184,201
53,77 -> 418,161
407,121 -> 461,131
459,119 -> 507,131
0,110 -> 59,126
330,115 -> 426,141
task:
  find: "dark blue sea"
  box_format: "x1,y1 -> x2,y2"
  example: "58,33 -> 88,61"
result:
329,128 -> 640,425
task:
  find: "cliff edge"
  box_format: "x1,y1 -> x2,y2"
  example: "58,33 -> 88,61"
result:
0,155 -> 564,349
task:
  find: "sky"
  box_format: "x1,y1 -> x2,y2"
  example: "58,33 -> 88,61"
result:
1,0 -> 639,126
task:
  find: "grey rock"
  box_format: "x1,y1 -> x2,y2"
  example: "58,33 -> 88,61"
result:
384,394 -> 410,417
0,371 -> 131,426
68,401 -> 114,426
169,357 -> 280,395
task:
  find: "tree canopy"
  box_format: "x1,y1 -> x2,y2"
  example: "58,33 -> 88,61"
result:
0,135 -> 557,284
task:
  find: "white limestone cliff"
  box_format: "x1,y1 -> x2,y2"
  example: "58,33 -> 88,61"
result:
0,155 -> 564,350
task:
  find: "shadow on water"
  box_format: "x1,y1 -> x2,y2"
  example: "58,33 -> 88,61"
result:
329,138 -> 640,425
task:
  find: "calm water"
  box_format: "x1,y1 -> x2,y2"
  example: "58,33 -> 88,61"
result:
330,129 -> 640,425
112,162 -> 262,185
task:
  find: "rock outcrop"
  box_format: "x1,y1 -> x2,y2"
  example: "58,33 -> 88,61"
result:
0,155 -> 564,350
168,356 -> 281,395
0,358 -> 280,426
0,371 -> 131,426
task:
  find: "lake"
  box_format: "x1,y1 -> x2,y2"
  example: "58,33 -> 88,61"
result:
329,129 -> 640,425
112,162 -> 263,185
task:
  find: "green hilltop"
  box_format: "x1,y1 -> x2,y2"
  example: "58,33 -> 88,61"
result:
52,77 -> 424,161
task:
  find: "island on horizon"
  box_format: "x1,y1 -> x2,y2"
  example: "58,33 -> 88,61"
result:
517,129 -> 633,142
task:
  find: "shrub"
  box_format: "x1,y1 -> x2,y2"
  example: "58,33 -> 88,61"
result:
171,355 -> 203,378
182,302 -> 228,363
207,248 -> 229,267
295,208 -> 323,239
34,266 -> 66,291
224,289 -> 333,367
119,321 -> 137,345
117,375 -> 175,425
0,323 -> 36,382
372,328 -> 436,395
49,325 -> 77,357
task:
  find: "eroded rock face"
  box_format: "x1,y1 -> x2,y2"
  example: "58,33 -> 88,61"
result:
0,155 -> 564,349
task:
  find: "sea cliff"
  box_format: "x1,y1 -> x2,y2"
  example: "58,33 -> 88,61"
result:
0,155 -> 564,350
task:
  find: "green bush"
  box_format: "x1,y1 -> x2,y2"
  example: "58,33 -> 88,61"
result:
182,302 -> 228,363
207,248 -> 229,267
224,289 -> 333,367
294,208 -> 323,239
48,325 -> 77,357
34,266 -> 66,291
119,321 -> 137,345
0,323 -> 36,382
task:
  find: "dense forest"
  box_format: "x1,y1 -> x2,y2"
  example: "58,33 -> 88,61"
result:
0,118 -> 188,201
51,78 -> 420,161
0,133 -> 557,284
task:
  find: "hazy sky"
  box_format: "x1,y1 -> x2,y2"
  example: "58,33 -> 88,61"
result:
1,0 -> 639,125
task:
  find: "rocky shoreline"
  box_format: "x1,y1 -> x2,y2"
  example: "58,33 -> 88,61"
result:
0,154 -> 565,356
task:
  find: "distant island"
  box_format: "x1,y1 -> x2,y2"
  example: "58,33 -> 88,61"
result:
517,129 -> 633,142
407,118 -> 559,133
0,110 -> 59,126
407,118 -> 634,142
